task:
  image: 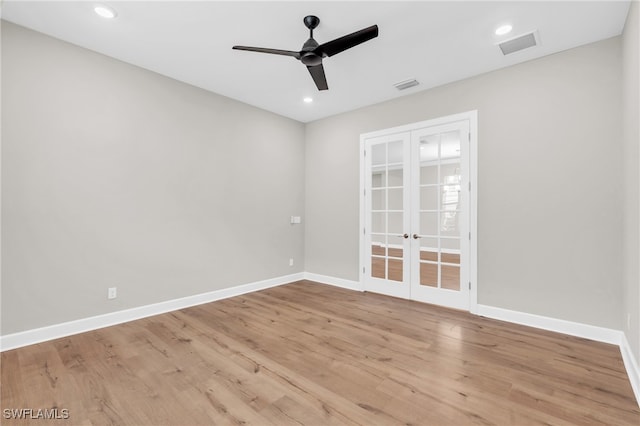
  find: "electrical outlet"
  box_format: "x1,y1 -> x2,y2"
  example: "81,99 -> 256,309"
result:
108,287 -> 117,300
289,258 -> 294,266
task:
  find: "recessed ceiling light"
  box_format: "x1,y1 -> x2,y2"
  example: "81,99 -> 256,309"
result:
94,4 -> 117,19
303,97 -> 313,103
495,24 -> 513,36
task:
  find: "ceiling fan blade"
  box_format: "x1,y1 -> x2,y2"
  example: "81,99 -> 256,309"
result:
316,25 -> 378,57
307,64 -> 328,91
232,46 -> 301,59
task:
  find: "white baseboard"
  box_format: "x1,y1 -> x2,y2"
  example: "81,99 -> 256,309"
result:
303,272 -> 363,292
0,272 -> 304,352
476,304 -> 622,344
620,332 -> 640,406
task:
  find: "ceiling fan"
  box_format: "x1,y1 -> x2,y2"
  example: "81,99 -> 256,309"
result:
233,16 -> 379,91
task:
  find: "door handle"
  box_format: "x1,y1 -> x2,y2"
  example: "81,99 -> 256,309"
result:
394,234 -> 409,239
413,234 -> 421,239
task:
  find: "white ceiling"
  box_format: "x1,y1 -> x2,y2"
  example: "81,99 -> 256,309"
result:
1,1 -> 631,123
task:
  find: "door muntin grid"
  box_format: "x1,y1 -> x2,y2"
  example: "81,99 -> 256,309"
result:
416,130 -> 462,291
369,139 -> 407,283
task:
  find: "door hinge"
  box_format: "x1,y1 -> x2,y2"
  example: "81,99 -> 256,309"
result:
364,188 -> 366,196
469,281 -> 471,290
363,267 -> 366,274
364,149 -> 367,157
363,227 -> 366,235
468,182 -> 471,191
469,232 -> 471,240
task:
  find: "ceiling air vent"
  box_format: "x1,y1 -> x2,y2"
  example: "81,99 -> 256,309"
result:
394,79 -> 419,91
498,31 -> 539,55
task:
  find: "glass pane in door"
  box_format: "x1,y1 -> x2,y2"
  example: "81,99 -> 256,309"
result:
371,256 -> 385,279
388,141 -> 404,164
388,188 -> 403,210
441,264 -> 460,290
388,257 -> 403,282
372,188 -> 384,210
371,234 -> 386,279
441,238 -> 460,290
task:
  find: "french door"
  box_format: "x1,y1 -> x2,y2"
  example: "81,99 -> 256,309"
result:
361,114 -> 474,311
363,131 -> 412,299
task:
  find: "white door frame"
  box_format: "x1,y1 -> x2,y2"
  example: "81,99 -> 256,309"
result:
359,111 -> 478,313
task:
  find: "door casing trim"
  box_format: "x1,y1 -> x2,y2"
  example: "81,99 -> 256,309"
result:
359,110 -> 478,312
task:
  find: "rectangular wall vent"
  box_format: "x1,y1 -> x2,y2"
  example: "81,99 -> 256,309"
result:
394,79 -> 420,91
498,31 -> 538,55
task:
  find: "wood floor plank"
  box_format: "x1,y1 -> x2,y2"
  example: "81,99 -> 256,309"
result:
2,280 -> 638,425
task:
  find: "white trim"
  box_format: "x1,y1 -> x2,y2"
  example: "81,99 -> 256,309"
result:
359,133 -> 367,293
0,273 -> 304,352
621,332 -> 640,406
303,272 -> 363,292
468,111 -> 478,315
476,304 -> 621,344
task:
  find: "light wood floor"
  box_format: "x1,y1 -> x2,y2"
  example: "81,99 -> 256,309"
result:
2,281 -> 638,425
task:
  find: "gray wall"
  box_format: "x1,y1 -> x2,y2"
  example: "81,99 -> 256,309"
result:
622,1 -> 640,362
1,22 -> 305,335
1,18 -> 634,341
305,37 -> 623,329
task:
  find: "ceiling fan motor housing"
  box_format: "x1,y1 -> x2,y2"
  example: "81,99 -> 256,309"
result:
301,38 -> 323,66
